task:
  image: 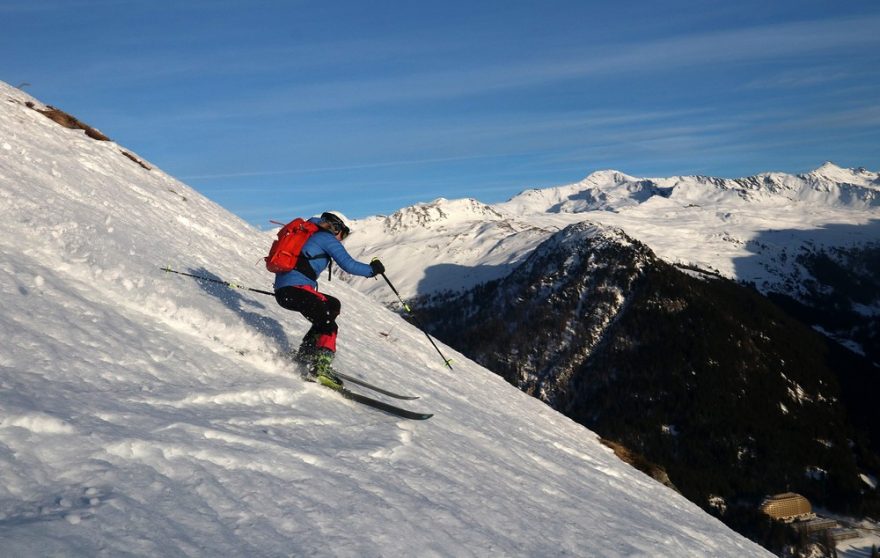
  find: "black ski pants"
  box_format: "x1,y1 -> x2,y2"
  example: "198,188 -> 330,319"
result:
275,285 -> 341,353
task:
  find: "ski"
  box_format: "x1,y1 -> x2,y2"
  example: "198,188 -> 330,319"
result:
306,378 -> 433,420
336,387 -> 433,420
332,371 -> 419,400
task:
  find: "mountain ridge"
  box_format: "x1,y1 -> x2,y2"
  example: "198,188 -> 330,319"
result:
344,162 -> 879,327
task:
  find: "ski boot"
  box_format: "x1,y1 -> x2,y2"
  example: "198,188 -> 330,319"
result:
311,349 -> 343,390
289,334 -> 318,367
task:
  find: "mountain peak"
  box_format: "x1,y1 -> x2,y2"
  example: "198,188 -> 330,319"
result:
818,160 -> 844,171
381,196 -> 505,231
581,169 -> 638,185
806,161 -> 880,187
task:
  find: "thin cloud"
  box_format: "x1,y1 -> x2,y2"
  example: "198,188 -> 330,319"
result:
178,107 -> 729,185
63,12 -> 876,126
180,152 -> 527,181
741,67 -> 860,90
270,15 -> 880,110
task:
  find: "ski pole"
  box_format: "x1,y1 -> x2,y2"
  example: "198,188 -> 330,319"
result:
380,273 -> 453,370
160,267 -> 275,296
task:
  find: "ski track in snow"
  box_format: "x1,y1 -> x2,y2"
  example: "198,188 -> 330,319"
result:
0,81 -> 774,556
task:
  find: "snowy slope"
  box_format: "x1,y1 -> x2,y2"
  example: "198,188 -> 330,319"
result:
343,164 -> 880,304
0,84 -> 771,555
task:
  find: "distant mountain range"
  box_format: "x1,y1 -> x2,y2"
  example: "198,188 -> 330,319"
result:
344,163 -> 879,359
342,164 -> 880,544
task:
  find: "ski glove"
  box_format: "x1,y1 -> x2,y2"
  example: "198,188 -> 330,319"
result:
370,258 -> 385,276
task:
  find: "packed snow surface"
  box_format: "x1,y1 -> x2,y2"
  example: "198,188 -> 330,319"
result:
0,83 -> 772,555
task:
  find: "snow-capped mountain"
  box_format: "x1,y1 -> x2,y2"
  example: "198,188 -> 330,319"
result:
347,164 -> 878,299
0,82 -> 775,555
422,222 -> 655,404
343,162 -> 880,356
503,163 -> 879,214
343,197 -> 551,300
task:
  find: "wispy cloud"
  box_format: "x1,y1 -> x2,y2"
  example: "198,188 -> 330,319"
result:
177,107 -> 725,183
180,152 -> 527,181
114,12 -> 880,127
741,67 -> 861,90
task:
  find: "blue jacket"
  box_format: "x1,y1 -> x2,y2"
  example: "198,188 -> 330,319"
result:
273,218 -> 374,290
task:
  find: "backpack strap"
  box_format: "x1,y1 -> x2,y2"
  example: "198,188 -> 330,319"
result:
296,252 -> 332,281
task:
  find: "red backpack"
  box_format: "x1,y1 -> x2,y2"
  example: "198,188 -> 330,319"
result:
265,218 -> 320,274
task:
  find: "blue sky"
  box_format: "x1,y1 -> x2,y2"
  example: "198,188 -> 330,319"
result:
2,1 -> 879,225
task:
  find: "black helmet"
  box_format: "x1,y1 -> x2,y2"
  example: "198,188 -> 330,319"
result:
320,212 -> 350,239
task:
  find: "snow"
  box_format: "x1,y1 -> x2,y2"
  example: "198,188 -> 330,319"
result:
0,82 -> 772,555
340,198 -> 547,301
808,161 -> 880,187
342,163 -> 880,309
812,512 -> 880,558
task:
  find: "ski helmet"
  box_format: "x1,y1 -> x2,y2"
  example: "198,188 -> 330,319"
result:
320,212 -> 351,239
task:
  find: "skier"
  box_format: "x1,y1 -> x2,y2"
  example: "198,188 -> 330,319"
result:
273,212 -> 384,388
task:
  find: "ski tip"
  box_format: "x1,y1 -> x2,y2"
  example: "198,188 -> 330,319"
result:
403,412 -> 433,420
